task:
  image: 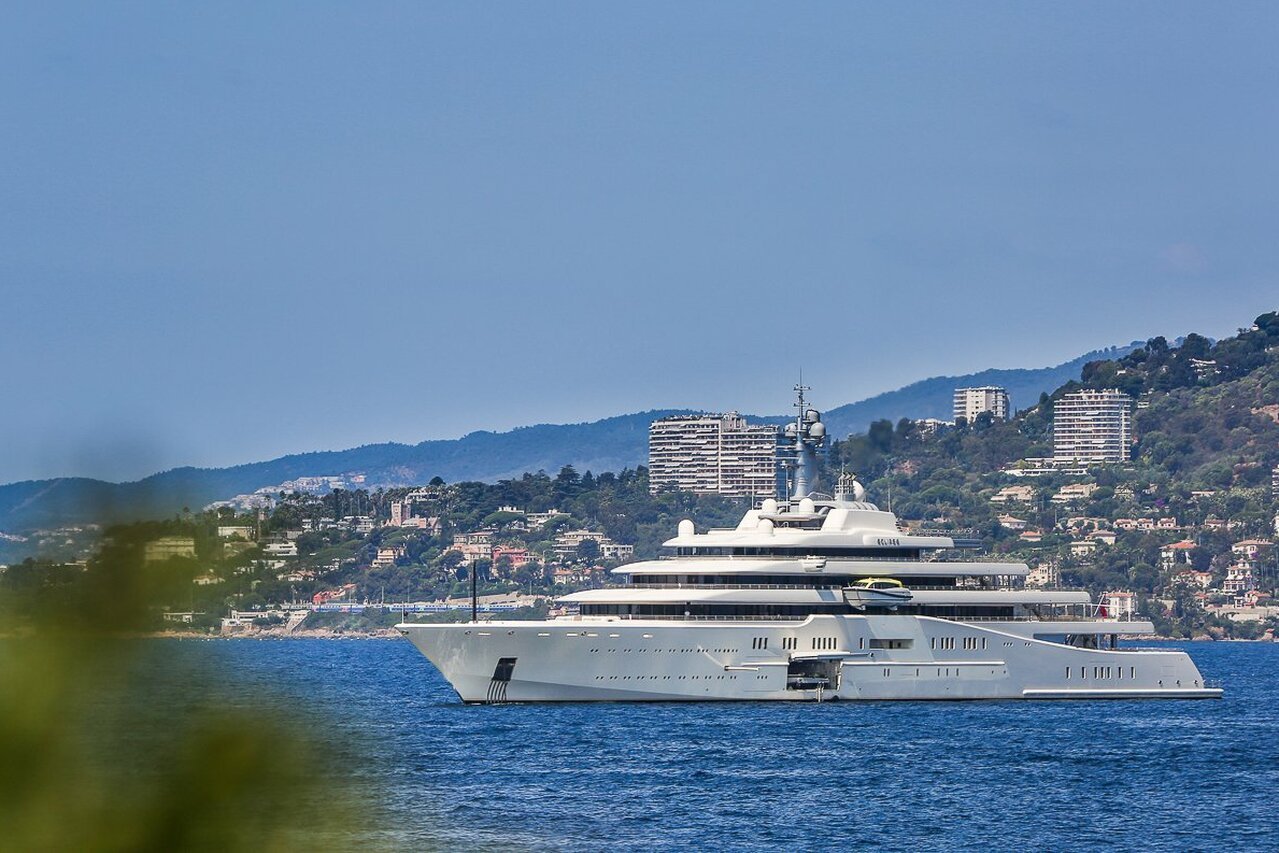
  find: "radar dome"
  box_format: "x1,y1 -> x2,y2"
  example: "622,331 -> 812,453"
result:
757,518 -> 774,534
760,498 -> 778,514
798,497 -> 816,514
853,480 -> 866,501
809,422 -> 826,438
805,408 -> 820,423
678,519 -> 695,537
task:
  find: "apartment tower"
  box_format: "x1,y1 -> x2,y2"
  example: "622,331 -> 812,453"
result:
648,413 -> 781,497
953,386 -> 1011,423
1053,389 -> 1134,463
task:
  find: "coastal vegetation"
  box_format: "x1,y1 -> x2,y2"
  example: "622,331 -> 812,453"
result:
0,539 -> 375,850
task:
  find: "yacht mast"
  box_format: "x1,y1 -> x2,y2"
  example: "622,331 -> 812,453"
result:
786,382 -> 826,500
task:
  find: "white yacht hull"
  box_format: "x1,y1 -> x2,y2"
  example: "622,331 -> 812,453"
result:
398,614 -> 1220,703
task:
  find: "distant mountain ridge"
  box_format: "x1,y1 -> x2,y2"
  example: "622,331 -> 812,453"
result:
818,342 -> 1142,438
0,410 -> 686,534
0,343 -> 1140,537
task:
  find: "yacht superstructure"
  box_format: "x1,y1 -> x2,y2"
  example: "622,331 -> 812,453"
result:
398,389 -> 1220,703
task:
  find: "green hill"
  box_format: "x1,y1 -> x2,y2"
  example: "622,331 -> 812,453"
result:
831,311 -> 1279,637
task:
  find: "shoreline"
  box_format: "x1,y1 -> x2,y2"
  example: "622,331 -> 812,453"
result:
153,627 -> 403,640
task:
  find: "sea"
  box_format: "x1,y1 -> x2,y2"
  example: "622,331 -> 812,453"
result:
169,638 -> 1276,851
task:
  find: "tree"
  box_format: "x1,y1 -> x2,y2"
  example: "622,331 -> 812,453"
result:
1255,311 -> 1279,337
483,510 -> 526,529
575,538 -> 600,563
437,550 -> 464,577
867,420 -> 894,454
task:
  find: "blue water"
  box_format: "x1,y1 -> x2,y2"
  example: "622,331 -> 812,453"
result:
184,639 -> 1276,851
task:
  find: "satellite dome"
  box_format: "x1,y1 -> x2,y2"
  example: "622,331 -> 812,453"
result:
678,519 -> 695,537
809,421 -> 826,438
798,497 -> 816,514
760,498 -> 778,514
784,423 -> 798,437
853,480 -> 866,501
757,518 -> 775,534
805,408 -> 820,423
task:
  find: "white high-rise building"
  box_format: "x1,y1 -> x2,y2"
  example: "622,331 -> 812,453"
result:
953,386 -> 1010,423
648,413 -> 781,497
1053,389 -> 1133,463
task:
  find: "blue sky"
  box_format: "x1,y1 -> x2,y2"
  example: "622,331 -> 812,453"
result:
3,3 -> 1277,483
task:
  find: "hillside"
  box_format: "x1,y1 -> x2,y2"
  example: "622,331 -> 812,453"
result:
0,344 -> 1135,539
831,311 -> 1279,637
838,316 -> 1279,513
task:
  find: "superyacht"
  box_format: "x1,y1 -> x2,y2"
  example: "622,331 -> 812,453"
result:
398,390 -> 1220,702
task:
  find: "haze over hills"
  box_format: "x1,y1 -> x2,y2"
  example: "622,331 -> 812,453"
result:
0,343 -> 1139,537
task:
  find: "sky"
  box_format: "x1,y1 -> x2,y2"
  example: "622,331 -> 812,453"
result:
3,2 -> 1278,484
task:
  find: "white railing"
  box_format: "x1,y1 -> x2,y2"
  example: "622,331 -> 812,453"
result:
655,554 -> 1023,564
624,582 -> 1022,591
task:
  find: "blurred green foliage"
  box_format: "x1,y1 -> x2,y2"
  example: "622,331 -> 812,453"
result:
0,530 -> 376,851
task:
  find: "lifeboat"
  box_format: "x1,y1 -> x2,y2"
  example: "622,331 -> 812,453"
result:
843,577 -> 913,610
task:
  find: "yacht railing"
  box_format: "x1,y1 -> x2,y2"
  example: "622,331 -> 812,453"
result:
654,554 -> 1023,563
622,583 -> 1023,591
578,613 -> 1127,623
588,614 -> 809,622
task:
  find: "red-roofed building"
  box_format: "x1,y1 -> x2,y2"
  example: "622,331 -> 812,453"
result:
492,546 -> 532,571
1160,540 -> 1196,572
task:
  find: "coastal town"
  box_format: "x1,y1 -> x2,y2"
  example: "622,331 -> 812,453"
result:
4,318 -> 1279,640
